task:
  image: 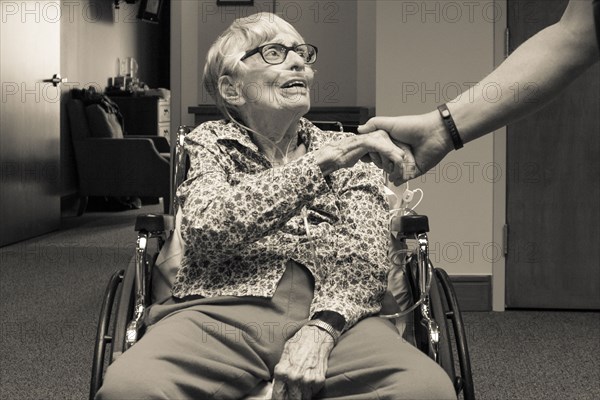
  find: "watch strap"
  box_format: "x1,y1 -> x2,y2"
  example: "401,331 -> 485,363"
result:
306,319 -> 341,344
437,104 -> 464,150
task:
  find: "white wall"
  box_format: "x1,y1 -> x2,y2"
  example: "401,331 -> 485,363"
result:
274,0 -> 358,107
357,0 -> 376,107
376,0 -> 499,277
171,0 -> 203,131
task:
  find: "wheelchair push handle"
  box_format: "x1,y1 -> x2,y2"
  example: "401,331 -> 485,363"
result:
390,214 -> 429,237
134,214 -> 174,234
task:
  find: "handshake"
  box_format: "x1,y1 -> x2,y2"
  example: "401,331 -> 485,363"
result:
353,110 -> 456,185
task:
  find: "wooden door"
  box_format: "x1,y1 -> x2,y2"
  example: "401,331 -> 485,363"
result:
0,1 -> 61,246
506,0 -> 600,308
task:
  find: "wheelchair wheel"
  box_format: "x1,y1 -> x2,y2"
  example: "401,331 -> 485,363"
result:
89,255 -> 139,399
89,269 -> 124,400
89,250 -> 158,400
109,255 -> 138,363
405,257 -> 475,399
429,271 -> 456,381
435,268 -> 475,400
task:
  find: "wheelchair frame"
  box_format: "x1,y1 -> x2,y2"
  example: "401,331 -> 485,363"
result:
90,125 -> 474,400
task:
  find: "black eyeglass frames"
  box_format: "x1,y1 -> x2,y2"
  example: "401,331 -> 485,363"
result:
240,43 -> 318,65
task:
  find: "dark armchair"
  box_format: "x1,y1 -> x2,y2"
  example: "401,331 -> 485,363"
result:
67,98 -> 171,213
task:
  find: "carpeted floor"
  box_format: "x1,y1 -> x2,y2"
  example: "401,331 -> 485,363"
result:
461,311 -> 600,399
0,204 -> 162,400
0,205 -> 598,399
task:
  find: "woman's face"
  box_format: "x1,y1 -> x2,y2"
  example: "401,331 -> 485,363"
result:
236,32 -> 315,117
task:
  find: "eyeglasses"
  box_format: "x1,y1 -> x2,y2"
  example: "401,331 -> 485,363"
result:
240,43 -> 318,65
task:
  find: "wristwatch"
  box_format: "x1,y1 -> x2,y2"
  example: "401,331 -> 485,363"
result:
437,104 -> 464,150
306,319 -> 341,344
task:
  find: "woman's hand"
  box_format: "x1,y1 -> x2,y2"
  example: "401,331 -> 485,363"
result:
314,130 -> 417,182
272,325 -> 335,400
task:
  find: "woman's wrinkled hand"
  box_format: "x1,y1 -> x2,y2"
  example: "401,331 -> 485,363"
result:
272,325 -> 335,400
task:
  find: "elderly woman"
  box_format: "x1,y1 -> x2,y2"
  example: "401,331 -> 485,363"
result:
97,12 -> 455,400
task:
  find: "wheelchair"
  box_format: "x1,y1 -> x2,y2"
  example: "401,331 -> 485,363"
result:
89,125 -> 475,400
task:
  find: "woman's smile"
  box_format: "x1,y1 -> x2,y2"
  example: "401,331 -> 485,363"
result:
278,78 -> 310,98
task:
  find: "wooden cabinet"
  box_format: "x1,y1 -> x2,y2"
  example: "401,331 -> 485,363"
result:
110,96 -> 170,139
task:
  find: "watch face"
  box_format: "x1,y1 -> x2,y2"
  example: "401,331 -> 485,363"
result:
442,110 -> 451,118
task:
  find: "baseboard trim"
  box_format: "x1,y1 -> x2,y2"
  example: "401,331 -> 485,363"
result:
448,275 -> 492,311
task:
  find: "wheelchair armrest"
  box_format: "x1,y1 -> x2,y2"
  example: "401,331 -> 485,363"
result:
135,214 -> 174,233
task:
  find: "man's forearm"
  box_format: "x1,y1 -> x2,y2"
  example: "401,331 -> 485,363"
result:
448,0 -> 599,144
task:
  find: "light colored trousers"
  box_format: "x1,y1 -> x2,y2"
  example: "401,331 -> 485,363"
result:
96,261 -> 456,399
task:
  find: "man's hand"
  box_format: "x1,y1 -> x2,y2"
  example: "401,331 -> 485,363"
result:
313,130 -> 417,182
358,112 -> 453,185
272,325 -> 335,400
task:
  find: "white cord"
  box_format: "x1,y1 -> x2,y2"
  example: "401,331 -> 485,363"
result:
411,188 -> 424,210
384,174 -> 424,218
223,107 -> 296,165
301,205 -> 319,270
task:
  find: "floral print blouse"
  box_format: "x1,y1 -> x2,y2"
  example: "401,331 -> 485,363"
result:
172,118 -> 390,331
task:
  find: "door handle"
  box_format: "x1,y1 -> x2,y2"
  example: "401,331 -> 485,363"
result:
43,74 -> 67,87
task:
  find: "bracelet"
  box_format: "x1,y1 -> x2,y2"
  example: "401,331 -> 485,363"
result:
306,319 -> 341,344
437,104 -> 464,150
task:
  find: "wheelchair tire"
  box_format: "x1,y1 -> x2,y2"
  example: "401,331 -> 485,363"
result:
435,268 -> 475,400
429,272 -> 456,382
405,257 -> 475,399
110,255 -> 138,364
90,243 -> 161,399
89,269 -> 124,400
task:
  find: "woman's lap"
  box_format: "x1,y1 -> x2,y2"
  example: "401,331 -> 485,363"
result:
96,261 -> 313,399
96,262 -> 456,400
320,316 -> 457,399
97,306 -> 279,399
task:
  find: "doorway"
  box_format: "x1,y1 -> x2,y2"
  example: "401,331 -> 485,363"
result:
505,0 -> 600,309
1,1 -> 61,246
